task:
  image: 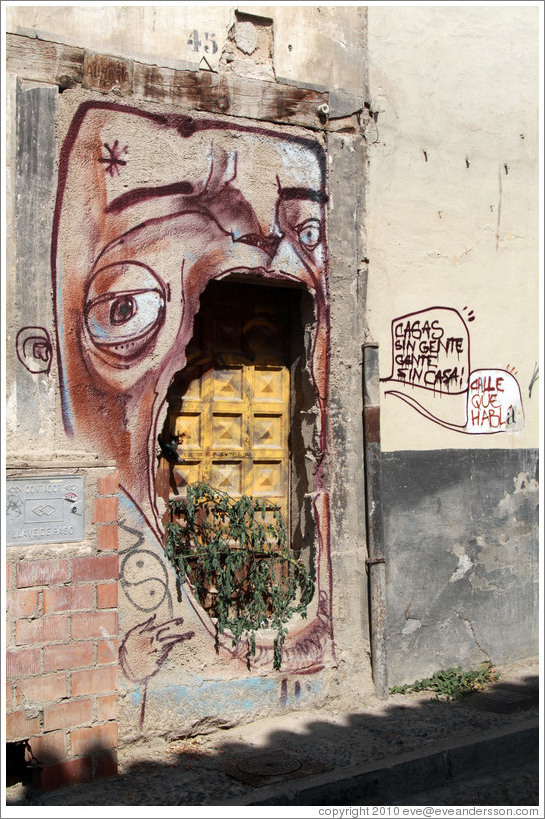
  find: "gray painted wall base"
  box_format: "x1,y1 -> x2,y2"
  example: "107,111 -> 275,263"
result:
381,449 -> 539,684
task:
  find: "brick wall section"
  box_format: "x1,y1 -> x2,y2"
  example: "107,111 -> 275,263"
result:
5,468 -> 120,791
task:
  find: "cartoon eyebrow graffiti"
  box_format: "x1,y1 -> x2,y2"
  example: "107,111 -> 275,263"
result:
105,181 -> 195,214
276,184 -> 329,204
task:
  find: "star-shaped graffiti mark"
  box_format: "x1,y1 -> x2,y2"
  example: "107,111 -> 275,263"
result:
99,140 -> 128,178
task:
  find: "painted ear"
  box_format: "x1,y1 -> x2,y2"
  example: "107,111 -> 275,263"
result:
16,326 -> 53,374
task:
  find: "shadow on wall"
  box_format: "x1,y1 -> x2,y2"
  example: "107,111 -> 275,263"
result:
6,675 -> 539,807
6,737 -> 117,794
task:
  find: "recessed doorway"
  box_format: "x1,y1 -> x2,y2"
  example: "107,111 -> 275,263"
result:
160,279 -> 317,560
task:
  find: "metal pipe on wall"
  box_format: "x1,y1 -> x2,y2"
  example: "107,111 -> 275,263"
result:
362,342 -> 388,700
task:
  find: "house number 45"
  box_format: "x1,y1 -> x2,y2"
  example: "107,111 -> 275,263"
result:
187,30 -> 218,54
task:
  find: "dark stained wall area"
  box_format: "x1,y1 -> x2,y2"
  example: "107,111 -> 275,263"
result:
382,449 -> 539,684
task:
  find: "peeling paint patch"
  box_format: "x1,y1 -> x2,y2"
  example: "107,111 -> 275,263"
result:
234,21 -> 258,55
402,618 -> 422,635
449,553 -> 472,583
512,471 -> 538,494
468,572 -> 492,591
496,471 -> 539,521
144,675 -> 324,721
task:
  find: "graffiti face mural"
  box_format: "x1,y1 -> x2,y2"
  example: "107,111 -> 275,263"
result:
51,100 -> 333,698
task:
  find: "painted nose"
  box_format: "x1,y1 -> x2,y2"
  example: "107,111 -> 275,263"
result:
233,232 -> 282,258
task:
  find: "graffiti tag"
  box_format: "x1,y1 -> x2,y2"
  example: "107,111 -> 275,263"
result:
386,307 -> 469,394
120,614 -> 195,728
382,307 -> 524,434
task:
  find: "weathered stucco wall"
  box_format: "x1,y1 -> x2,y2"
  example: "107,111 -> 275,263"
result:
4,3 -> 539,776
367,5 -> 540,451
366,5 -> 540,681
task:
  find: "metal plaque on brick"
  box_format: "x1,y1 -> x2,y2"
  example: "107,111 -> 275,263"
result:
6,476 -> 85,546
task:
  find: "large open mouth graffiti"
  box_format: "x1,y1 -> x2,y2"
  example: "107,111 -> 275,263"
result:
52,100 -> 334,679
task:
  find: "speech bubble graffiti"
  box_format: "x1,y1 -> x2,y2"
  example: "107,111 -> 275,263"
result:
384,367 -> 525,435
466,369 -> 524,434
382,307 -> 470,395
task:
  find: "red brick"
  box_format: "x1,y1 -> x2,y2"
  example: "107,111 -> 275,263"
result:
6,710 -> 41,740
43,584 -> 94,614
26,731 -> 67,764
5,618 -> 15,646
34,757 -> 93,791
43,698 -> 93,731
70,722 -> 118,757
6,620 -> 15,648
71,610 -> 118,640
94,749 -> 118,779
71,666 -> 117,697
93,497 -> 118,524
5,563 -> 13,590
97,524 -> 118,551
16,559 -> 70,588
72,554 -> 118,583
6,588 -> 40,619
97,582 -> 118,609
16,673 -> 67,705
97,638 -> 120,665
16,614 -> 69,646
6,681 -> 13,710
7,647 -> 41,679
43,641 -> 93,672
97,694 -> 118,722
98,472 -> 118,495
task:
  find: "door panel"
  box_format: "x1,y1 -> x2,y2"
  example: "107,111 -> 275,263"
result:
165,282 -> 291,531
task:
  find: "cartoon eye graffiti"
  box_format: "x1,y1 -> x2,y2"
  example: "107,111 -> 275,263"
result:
110,295 -> 136,325
87,290 -> 164,342
85,262 -> 166,358
296,218 -> 322,251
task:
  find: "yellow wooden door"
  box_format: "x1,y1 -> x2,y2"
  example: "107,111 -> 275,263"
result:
166,282 -> 291,529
